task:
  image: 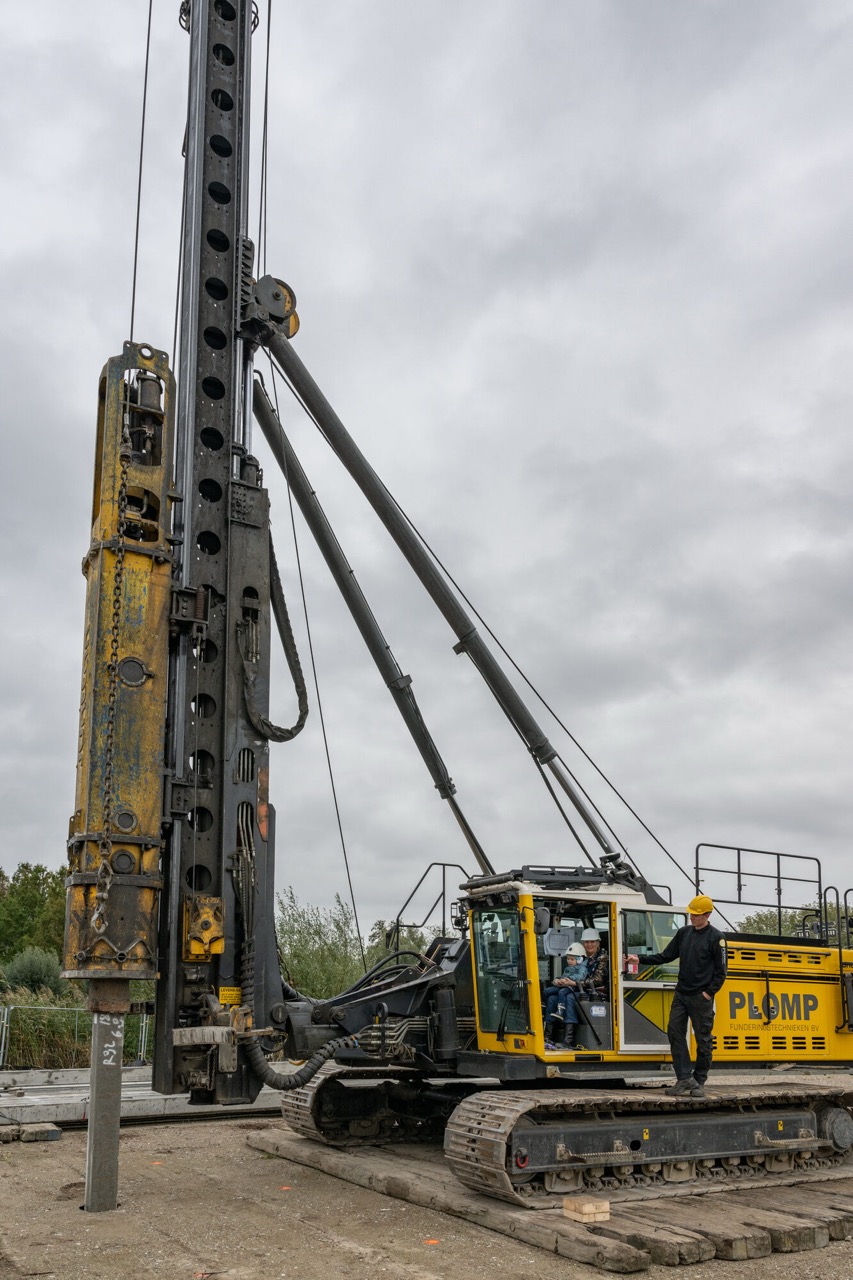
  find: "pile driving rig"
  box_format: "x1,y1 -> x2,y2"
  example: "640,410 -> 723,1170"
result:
63,0 -> 853,1209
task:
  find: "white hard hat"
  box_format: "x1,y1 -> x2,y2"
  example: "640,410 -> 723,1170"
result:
567,942 -> 586,957
581,928 -> 601,942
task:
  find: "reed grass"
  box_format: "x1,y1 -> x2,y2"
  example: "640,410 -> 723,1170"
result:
1,987 -> 151,1070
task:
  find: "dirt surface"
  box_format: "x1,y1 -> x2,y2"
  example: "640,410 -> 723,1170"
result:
3,1117 -> 853,1280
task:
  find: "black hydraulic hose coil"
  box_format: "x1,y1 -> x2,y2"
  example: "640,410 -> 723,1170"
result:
242,1033 -> 358,1091
240,937 -> 353,1090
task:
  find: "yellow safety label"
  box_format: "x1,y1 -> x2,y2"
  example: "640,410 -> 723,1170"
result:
778,1121 -> 784,1131
218,986 -> 241,1006
642,1128 -> 650,1140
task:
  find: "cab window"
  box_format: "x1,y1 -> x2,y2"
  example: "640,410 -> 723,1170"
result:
623,910 -> 686,978
472,908 -> 529,1034
534,907 -> 610,982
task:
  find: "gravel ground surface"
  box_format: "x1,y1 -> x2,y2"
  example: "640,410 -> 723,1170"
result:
3,1115 -> 853,1280
1,1111 -> 850,1280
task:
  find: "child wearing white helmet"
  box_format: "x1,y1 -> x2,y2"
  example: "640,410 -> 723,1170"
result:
544,941 -> 591,1048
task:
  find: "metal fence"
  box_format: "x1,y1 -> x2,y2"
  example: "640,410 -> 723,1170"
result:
0,1004 -> 152,1070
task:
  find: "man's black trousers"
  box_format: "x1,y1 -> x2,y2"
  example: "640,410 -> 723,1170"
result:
667,989 -> 715,1084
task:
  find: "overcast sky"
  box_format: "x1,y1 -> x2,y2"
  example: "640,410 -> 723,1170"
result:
2,1 -> 851,935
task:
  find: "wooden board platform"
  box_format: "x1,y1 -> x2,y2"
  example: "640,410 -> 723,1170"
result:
246,1126 -> 853,1272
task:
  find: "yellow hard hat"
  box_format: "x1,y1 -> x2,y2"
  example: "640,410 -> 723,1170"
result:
687,894 -> 714,915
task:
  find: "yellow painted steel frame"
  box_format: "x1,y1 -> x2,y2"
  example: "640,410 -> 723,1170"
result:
470,896 -> 643,1062
711,939 -> 853,1062
63,342 -> 175,982
472,898 -> 672,1067
470,893 -> 541,1056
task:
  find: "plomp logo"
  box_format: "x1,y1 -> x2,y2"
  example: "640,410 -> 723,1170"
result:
728,990 -> 818,1022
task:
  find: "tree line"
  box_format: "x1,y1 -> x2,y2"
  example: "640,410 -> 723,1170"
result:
0,862 -> 440,999
6,859 -> 846,1001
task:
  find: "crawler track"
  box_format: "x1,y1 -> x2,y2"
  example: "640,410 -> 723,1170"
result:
282,1069 -> 853,1208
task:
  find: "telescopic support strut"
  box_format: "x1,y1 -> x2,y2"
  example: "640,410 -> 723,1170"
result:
253,376 -> 493,875
261,326 -> 615,856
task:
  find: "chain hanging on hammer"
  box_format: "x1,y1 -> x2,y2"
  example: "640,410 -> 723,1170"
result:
92,406 -> 133,937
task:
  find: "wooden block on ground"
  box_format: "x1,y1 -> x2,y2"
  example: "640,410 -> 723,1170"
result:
717,1200 -> 827,1251
19,1123 -> 61,1143
592,1213 -> 716,1266
564,1196 -> 611,1222
733,1188 -> 852,1242
0,1124 -> 21,1144
247,1130 -> 650,1273
628,1199 -> 771,1260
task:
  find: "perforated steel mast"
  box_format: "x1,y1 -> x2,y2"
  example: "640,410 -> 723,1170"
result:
152,0 -> 285,1103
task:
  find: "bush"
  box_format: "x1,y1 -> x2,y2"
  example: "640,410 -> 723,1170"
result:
0,984 -> 151,1070
276,887 -> 366,999
0,987 -> 87,1069
4,947 -> 66,997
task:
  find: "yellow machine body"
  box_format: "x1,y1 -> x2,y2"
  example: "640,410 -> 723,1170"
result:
63,342 -> 175,982
466,878 -> 853,1070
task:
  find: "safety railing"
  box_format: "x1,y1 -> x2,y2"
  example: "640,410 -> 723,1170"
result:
0,1004 -> 151,1070
384,861 -> 470,951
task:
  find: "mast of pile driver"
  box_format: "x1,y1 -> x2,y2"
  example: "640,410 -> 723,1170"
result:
64,0 -> 284,1209
63,0 -> 629,1214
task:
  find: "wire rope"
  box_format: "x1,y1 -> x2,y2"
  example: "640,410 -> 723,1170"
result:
266,358 -> 367,970
382,492 -> 700,896
263,350 -> 633,864
253,5 -> 365,965
129,0 -> 155,343
257,0 -> 272,277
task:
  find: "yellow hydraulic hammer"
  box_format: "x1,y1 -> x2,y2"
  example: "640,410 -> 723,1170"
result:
63,341 -> 175,994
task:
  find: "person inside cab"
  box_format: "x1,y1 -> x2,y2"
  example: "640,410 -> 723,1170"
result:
581,927 -> 609,999
544,941 -> 589,1048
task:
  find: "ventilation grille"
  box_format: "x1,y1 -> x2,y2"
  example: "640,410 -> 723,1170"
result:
719,1033 -> 826,1053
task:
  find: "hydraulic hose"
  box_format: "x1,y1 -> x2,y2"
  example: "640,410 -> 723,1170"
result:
241,1033 -> 358,1091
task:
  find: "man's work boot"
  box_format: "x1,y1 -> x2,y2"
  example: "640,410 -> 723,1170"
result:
562,1023 -> 576,1048
666,1077 -> 697,1096
689,1080 -> 706,1098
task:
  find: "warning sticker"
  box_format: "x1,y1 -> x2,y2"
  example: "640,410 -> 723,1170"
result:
218,986 -> 241,1006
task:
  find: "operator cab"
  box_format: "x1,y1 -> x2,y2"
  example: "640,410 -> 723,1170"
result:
463,863 -> 685,1065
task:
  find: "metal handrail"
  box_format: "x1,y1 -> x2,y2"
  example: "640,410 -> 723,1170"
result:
386,861 -> 469,950
695,841 -> 823,936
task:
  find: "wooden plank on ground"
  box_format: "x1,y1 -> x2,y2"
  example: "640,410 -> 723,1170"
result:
732,1188 -> 853,1241
246,1128 -> 650,1274
591,1212 -> 716,1265
806,1184 -> 853,1213
627,1199 -> 771,1260
713,1200 -> 827,1251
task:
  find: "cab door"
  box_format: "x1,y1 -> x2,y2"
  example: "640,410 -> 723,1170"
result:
619,907 -> 686,1051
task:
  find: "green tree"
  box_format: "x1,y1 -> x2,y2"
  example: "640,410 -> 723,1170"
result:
736,902 -> 846,940
0,864 -> 66,963
3,946 -> 66,997
364,919 -> 442,968
275,887 -> 365,999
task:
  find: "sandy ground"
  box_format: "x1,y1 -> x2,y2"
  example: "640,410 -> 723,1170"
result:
3,1118 -> 853,1280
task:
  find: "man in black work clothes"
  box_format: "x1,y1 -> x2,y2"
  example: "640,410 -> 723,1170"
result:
634,895 -> 726,1098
